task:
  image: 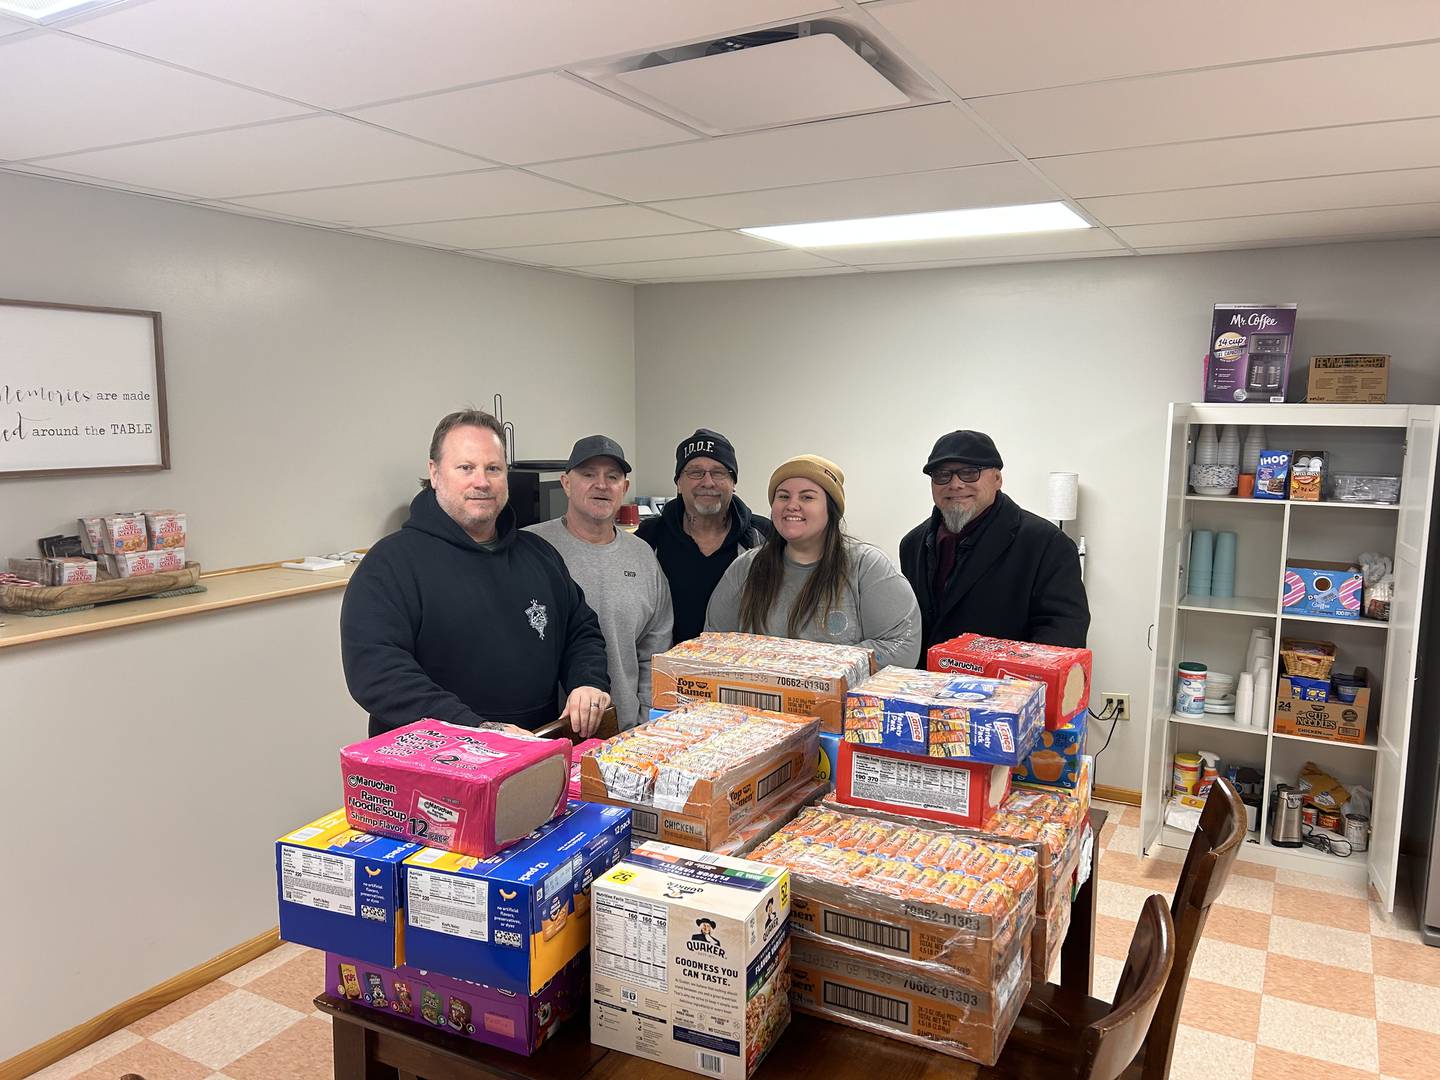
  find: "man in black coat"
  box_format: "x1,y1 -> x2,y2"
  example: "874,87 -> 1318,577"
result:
340,409 -> 611,737
899,430 -> 1089,656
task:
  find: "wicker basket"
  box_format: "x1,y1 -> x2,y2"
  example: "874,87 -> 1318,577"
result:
0,562 -> 201,613
1279,637 -> 1337,680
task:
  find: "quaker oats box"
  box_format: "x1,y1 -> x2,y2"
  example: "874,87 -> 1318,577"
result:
1204,303 -> 1298,403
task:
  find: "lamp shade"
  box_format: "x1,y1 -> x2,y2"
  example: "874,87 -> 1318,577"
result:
1047,471 -> 1079,522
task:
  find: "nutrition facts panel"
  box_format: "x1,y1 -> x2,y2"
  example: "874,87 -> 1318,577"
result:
849,751 -> 971,815
592,888 -> 669,991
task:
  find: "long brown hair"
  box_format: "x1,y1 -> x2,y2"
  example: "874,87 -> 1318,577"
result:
739,494 -> 851,638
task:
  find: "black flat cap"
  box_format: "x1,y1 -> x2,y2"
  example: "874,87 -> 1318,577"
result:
565,434 -> 631,473
923,430 -> 1004,474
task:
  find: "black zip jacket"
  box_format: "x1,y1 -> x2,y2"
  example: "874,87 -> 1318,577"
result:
636,494 -> 771,645
898,492 -> 1090,655
341,488 -> 609,736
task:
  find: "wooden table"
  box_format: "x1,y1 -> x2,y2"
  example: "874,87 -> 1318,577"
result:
318,809 -> 1108,1080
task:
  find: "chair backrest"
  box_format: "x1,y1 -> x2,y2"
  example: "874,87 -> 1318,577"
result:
1077,893 -> 1175,1080
1140,777 -> 1246,1080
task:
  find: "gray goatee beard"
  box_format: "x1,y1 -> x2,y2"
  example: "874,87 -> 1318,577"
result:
941,505 -> 976,533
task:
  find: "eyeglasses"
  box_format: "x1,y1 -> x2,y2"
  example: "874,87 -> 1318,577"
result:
682,468 -> 733,483
930,465 -> 985,485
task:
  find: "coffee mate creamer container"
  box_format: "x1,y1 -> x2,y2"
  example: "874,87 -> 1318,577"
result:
591,842 -> 791,1078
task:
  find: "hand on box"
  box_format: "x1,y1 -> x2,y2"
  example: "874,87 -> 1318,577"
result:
561,686 -> 612,738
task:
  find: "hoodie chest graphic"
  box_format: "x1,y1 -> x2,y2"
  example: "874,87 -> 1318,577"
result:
525,599 -> 548,640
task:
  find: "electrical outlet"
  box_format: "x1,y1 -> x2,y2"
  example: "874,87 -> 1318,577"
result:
1102,692 -> 1131,721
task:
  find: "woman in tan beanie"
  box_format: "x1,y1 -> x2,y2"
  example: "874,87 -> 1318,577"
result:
704,454 -> 922,668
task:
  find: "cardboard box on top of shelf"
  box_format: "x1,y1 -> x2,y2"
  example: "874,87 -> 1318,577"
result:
1273,671 -> 1372,745
1306,355 -> 1389,403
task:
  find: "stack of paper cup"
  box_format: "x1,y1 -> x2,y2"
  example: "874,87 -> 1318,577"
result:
1234,672 -> 1254,728
1245,628 -> 1273,675
1251,664 -> 1272,729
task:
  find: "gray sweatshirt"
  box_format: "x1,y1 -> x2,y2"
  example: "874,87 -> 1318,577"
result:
704,540 -> 922,669
526,518 -> 673,728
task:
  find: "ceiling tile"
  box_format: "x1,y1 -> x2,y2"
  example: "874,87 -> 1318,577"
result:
486,230 -> 779,267
1036,117 -> 1440,198
867,0 -> 1440,98
1082,167 -> 1440,227
971,42 -> 1440,158
372,205 -> 702,248
222,169 -> 615,227
0,34 -> 305,161
0,13 -> 33,37
71,0 -> 840,109
0,159 -> 200,199
648,162 -> 1054,228
351,74 -> 697,165
581,249 -> 842,279
1113,202 -> 1440,248
532,103 -> 1010,201
35,116 -> 485,198
819,227 -> 1124,265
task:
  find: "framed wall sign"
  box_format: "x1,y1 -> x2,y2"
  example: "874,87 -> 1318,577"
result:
0,297 -> 169,479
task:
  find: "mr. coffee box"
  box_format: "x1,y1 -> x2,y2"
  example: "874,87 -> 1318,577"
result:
1204,303 -> 1297,403
591,842 -> 791,1078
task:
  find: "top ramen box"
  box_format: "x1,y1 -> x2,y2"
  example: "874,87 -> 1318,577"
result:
403,801 -> 632,994
843,666 -> 1044,765
652,632 -> 875,734
927,634 -> 1092,730
590,841 -> 792,1079
276,809 -> 420,967
341,720 -> 572,859
581,702 -> 820,850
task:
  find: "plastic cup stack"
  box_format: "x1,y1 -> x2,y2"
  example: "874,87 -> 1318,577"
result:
1189,530 -> 1214,598
1211,531 -> 1237,599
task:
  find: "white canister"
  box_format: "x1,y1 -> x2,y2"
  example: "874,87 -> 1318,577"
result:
1176,662 -> 1207,716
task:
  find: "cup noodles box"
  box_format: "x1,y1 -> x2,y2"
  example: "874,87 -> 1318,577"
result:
402,801 -> 631,994
143,510 -> 187,549
590,841 -> 792,1079
101,512 -> 148,554
652,632 -> 876,735
1273,674 -> 1371,744
789,935 -> 1029,1067
100,547 -> 187,578
748,805 -> 1036,990
927,635 -> 1091,731
580,702 -> 820,850
836,741 -> 1012,830
325,950 -> 584,1056
276,809 -> 421,967
47,556 -> 99,585
1010,712 -> 1088,789
1283,560 -> 1362,620
340,720 -> 572,859
1203,303 -> 1297,403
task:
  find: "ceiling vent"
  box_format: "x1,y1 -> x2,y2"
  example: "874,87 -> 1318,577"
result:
574,19 -> 942,136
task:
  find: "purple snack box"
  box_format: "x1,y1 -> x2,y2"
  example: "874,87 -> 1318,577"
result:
325,951 -> 585,1055
1204,303 -> 1298,403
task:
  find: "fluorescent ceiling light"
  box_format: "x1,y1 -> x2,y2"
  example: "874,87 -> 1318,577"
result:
0,0 -> 122,22
741,201 -> 1092,248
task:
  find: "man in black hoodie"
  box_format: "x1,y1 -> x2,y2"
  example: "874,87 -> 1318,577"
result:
341,409 -> 611,737
637,428 -> 771,645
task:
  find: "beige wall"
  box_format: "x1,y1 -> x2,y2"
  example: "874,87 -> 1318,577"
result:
632,238 -> 1440,794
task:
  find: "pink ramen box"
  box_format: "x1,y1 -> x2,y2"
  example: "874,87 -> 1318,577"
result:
340,720 -> 572,858
568,738 -> 605,800
1204,303 -> 1297,403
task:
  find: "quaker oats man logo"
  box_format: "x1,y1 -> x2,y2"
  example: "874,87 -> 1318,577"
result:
525,599 -> 548,640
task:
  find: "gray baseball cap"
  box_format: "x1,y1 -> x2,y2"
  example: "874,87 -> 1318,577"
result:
565,434 -> 631,474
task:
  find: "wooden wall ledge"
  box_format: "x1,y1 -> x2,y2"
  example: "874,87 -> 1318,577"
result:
0,560 -> 356,649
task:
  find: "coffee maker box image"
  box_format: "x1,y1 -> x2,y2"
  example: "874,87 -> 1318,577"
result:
1204,303 -> 1297,403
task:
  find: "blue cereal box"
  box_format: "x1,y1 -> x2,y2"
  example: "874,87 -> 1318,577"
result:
843,666 -> 1044,764
1011,712 -> 1088,789
276,809 -> 420,967
1254,450 -> 1292,500
403,801 -> 631,994
816,732 -> 841,788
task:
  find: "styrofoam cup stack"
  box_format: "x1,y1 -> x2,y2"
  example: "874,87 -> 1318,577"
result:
1234,672 -> 1254,728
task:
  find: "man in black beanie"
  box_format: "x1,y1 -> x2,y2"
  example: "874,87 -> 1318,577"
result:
899,429 -> 1089,654
637,428 -> 772,644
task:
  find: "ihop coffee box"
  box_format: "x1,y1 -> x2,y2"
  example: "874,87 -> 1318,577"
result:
276,810 -> 420,966
1283,560 -> 1362,620
403,801 -> 631,994
1204,303 -> 1297,403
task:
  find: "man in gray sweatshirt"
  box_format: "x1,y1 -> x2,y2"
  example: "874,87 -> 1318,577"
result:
527,435 -> 673,729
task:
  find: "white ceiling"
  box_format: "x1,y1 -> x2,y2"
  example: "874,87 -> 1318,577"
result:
2,0 -> 1439,283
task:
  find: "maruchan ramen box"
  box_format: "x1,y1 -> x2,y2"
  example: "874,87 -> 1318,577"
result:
590,841 -> 791,1079
580,702 -> 819,850
842,666 -> 1044,764
835,741 -> 1012,830
652,632 -> 875,734
340,720 -> 572,858
402,801 -> 631,994
276,810 -> 420,967
324,950 -> 584,1055
1010,712 -> 1088,789
927,634 -> 1091,731
789,936 -> 1029,1067
748,806 -> 1037,991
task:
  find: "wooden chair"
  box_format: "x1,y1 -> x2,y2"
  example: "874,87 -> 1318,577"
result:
1006,777 -> 1246,1080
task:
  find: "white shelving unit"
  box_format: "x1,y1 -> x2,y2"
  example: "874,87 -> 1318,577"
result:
1141,403 -> 1438,908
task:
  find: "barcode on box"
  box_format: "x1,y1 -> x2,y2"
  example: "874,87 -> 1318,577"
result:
698,1051 -> 724,1074
823,981 -> 910,1025
285,826 -> 323,842
631,809 -> 659,838
823,910 -> 910,953
718,687 -> 783,712
756,760 -> 793,802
